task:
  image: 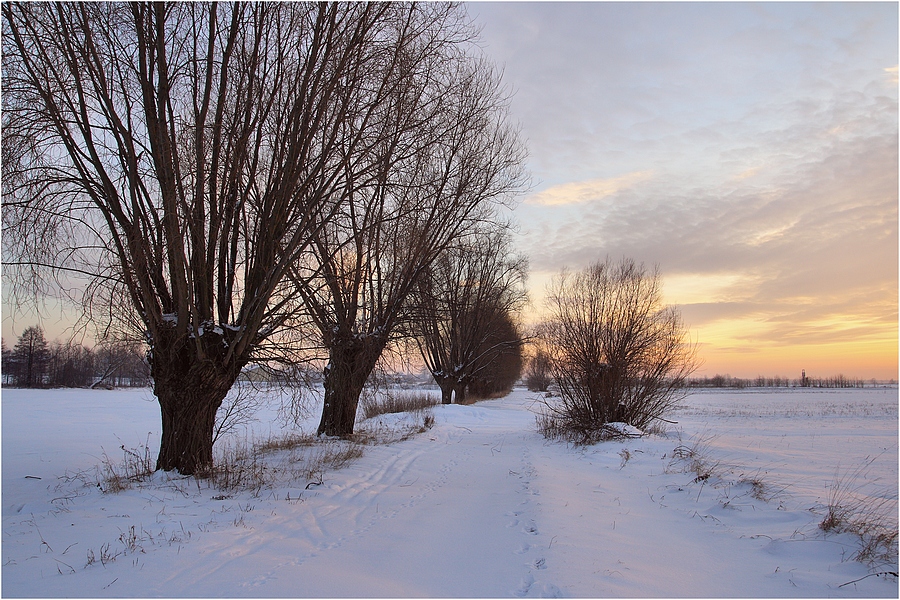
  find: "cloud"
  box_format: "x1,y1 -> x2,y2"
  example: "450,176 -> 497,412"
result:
525,171 -> 653,206
473,2 -> 898,377
517,101 -> 897,367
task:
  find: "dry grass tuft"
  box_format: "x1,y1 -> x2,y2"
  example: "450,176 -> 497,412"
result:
820,456 -> 898,567
667,431 -> 721,484
98,436 -> 155,493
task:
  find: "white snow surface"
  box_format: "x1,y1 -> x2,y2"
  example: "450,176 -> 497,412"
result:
2,386 -> 897,597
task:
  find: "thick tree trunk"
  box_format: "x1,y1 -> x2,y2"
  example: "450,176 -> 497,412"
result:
434,375 -> 454,404
154,374 -> 233,474
149,329 -> 242,475
453,381 -> 467,404
317,336 -> 384,437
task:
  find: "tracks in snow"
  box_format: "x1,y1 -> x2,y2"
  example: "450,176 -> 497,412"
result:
217,401 -> 566,597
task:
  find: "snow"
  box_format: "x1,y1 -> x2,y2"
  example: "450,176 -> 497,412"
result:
2,386 -> 897,597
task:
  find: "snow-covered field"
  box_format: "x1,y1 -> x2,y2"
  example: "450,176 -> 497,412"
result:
2,385 -> 897,597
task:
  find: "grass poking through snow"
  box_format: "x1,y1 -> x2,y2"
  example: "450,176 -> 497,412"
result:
819,456 -> 898,568
360,390 -> 439,419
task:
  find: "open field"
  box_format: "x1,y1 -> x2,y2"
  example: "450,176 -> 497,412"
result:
2,385 -> 897,597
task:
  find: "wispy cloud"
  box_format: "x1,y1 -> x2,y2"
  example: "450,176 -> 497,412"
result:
525,171 -> 653,206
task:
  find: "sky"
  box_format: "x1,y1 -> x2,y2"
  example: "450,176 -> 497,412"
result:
2,2 -> 897,381
470,2 -> 898,380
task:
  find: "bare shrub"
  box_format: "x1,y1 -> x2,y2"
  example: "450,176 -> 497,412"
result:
535,405 -> 640,444
539,258 -> 698,442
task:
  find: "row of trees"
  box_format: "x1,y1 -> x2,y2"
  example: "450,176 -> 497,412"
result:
686,374 -> 878,389
2,326 -> 150,389
2,2 -> 528,474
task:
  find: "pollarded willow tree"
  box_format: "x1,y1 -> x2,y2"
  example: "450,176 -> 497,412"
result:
291,7 -> 528,437
412,227 -> 528,404
541,257 -> 699,440
2,2 -> 492,474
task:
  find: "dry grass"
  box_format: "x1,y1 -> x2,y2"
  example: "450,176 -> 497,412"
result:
737,474 -> 787,504
819,457 -> 898,567
667,431 -> 721,484
97,436 -> 155,493
353,409 -> 436,445
205,434 -> 364,494
360,390 -> 439,419
96,395 -> 438,496
95,431 -> 365,496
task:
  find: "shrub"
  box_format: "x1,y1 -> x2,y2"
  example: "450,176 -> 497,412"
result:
539,257 -> 698,441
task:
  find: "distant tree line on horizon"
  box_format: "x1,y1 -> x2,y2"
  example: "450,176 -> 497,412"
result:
2,326 -> 150,389
684,373 -> 888,389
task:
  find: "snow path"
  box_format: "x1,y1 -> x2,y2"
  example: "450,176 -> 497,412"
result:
148,402 -> 561,597
2,388 -> 897,597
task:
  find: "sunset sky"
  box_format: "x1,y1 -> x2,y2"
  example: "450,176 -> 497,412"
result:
472,2 -> 898,380
2,3 -> 897,381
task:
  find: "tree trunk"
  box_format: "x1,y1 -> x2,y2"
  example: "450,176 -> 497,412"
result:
150,329 -> 242,475
434,375 -> 454,404
453,381 -> 467,404
317,336 -> 384,437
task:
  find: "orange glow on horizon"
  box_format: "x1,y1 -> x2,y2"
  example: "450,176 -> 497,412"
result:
523,270 -> 898,382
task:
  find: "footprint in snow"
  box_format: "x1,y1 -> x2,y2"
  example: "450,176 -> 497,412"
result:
514,572 -> 534,597
538,582 -> 562,598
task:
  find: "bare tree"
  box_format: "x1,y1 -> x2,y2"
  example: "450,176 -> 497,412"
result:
524,346 -> 553,393
1,339 -> 11,385
92,340 -> 151,388
2,2 -> 464,473
47,339 -> 95,388
9,325 -> 50,387
541,257 -> 699,441
466,309 -> 524,400
412,227 -> 528,404
291,9 -> 528,436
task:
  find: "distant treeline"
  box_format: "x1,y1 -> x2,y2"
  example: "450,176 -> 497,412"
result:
2,326 -> 150,389
686,374 -> 890,389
